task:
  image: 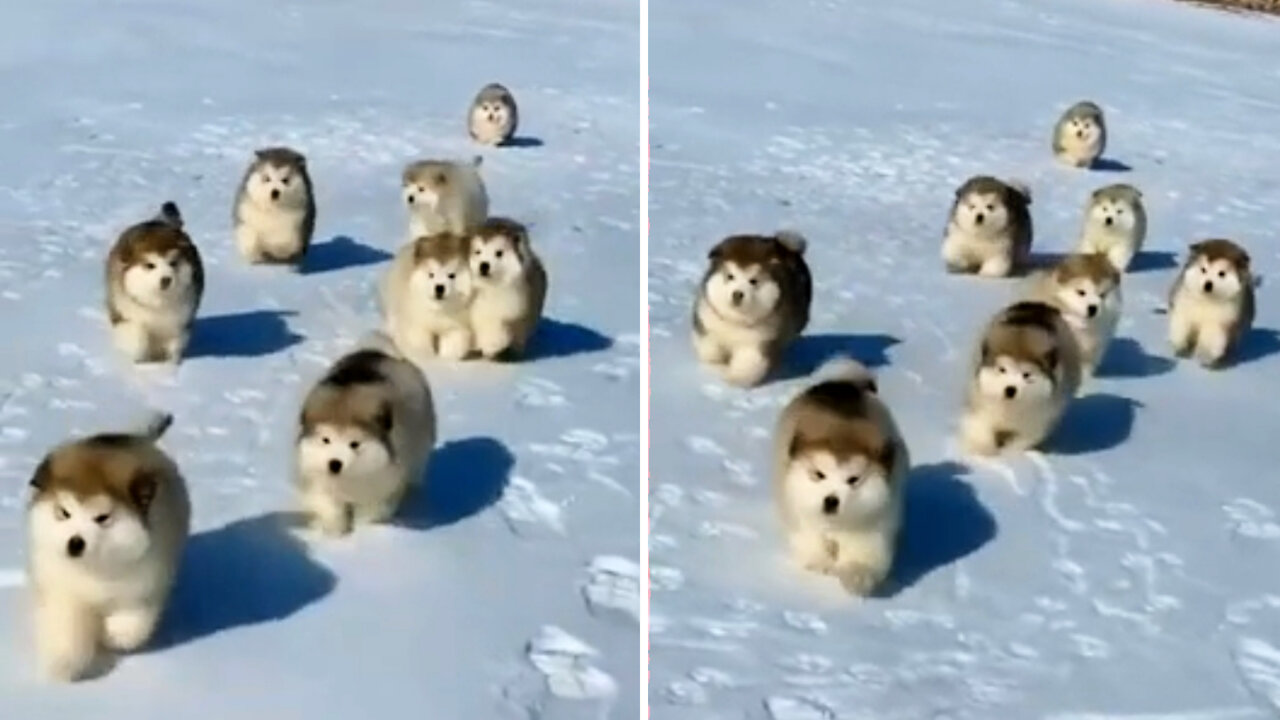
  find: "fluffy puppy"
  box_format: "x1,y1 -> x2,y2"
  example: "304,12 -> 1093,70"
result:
1053,100 -> 1107,168
468,217 -> 548,359
402,157 -> 489,239
691,231 -> 812,387
380,232 -> 476,363
959,301 -> 1082,456
773,357 -> 909,597
27,413 -> 189,681
468,83 -> 518,146
105,202 -> 204,364
941,176 -> 1033,277
296,332 -> 436,536
233,146 -> 316,266
1168,239 -> 1256,367
1026,253 -> 1123,383
1076,183 -> 1147,272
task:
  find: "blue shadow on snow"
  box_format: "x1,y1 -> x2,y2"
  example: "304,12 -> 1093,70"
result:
396,436 -> 515,530
1127,250 -> 1178,273
522,317 -> 613,360
1045,392 -> 1139,455
186,309 -> 304,358
301,235 -> 393,275
776,333 -> 901,382
1090,157 -> 1132,172
1096,337 -> 1174,379
1229,327 -> 1280,368
500,136 -> 544,148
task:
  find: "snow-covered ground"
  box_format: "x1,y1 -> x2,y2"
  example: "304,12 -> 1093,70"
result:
649,0 -> 1280,717
0,1 -> 640,717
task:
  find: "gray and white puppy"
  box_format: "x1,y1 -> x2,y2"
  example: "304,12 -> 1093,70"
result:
1076,183 -> 1147,272
105,202 -> 204,364
296,332 -> 436,537
1053,101 -> 1107,168
1168,239 -> 1256,368
402,157 -> 489,240
941,176 -> 1033,277
233,146 -> 316,266
468,83 -> 519,146
468,216 -> 548,359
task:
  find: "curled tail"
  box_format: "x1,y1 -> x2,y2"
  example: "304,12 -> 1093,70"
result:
814,355 -> 877,394
137,411 -> 174,441
158,201 -> 183,229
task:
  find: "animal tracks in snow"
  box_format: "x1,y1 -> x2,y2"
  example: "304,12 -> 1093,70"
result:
581,555 -> 640,623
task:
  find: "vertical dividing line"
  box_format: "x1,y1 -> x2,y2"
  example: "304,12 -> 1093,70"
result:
638,0 -> 651,716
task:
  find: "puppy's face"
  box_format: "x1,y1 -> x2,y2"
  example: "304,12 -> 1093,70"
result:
1065,114 -> 1103,146
472,100 -> 511,129
246,161 -> 307,207
784,447 -> 892,526
1054,275 -> 1118,324
953,191 -> 1010,235
123,250 -> 194,307
470,232 -> 526,286
1087,196 -> 1137,233
976,353 -> 1055,403
297,422 -> 392,483
704,260 -> 780,323
412,255 -> 474,310
1183,255 -> 1244,302
29,490 -> 151,571
403,169 -> 449,212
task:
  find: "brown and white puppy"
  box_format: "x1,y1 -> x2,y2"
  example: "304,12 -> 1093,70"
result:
1076,183 -> 1147,272
233,146 -> 316,266
1025,253 -> 1123,383
380,232 -> 476,363
1168,239 -> 1256,368
773,357 -> 909,597
467,83 -> 519,146
105,202 -> 204,364
1053,100 -> 1107,168
468,217 -> 548,359
958,301 -> 1082,456
296,332 -> 436,536
941,176 -> 1033,277
401,157 -> 489,240
27,413 -> 189,681
691,231 -> 812,386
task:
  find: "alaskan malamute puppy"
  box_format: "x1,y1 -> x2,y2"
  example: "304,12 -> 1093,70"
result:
468,217 -> 548,359
233,146 -> 316,267
1168,239 -> 1256,368
1026,252 -> 1122,382
401,157 -> 489,240
941,176 -> 1033,278
1052,100 -> 1107,168
1076,183 -> 1146,272
468,83 -> 518,146
380,232 -> 476,363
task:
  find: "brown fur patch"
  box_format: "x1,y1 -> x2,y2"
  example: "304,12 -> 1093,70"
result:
1062,100 -> 1104,121
1053,252 -> 1120,289
411,232 -> 471,263
300,385 -> 394,447
255,146 -> 307,169
402,160 -> 461,188
1189,238 -> 1251,273
475,216 -> 531,260
788,381 -> 896,473
1091,183 -> 1142,203
705,233 -> 812,309
982,301 -> 1064,375
29,438 -> 166,518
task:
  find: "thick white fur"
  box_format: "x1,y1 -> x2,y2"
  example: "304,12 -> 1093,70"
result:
109,252 -> 198,363
1077,197 -> 1146,272
403,162 -> 489,240
941,188 -> 1023,278
468,234 -> 541,358
380,245 -> 476,364
959,342 -> 1081,457
693,261 -> 784,386
469,102 -> 515,146
1054,114 -> 1105,168
235,162 -> 311,264
1027,272 -> 1123,383
1169,258 -> 1247,366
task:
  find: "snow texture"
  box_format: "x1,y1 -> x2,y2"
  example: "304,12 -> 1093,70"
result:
649,0 -> 1280,717
0,0 -> 639,718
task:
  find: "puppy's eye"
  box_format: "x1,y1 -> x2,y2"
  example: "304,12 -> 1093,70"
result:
847,476 -> 860,486
495,250 -> 504,258
986,204 -> 995,212
322,437 -> 331,445
55,506 -> 70,521
259,173 -> 270,182
281,176 -> 291,186
1218,271 -> 1226,279
144,262 -> 156,271
997,366 -> 1007,374
813,470 -> 826,481
1023,372 -> 1032,381
169,260 -> 179,269
349,441 -> 360,450
748,278 -> 758,286
448,273 -> 457,280
1077,289 -> 1087,297
94,513 -> 111,525
725,274 -> 735,282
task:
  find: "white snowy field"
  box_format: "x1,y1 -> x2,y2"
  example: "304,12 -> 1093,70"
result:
649,0 -> 1280,717
0,1 -> 640,718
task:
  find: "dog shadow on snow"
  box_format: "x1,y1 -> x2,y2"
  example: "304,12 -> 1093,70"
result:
186,310 -> 305,359
522,318 -> 614,360
1229,328 -> 1280,367
1096,337 -> 1175,379
396,436 -> 515,531
777,333 -> 901,381
1045,392 -> 1140,455
877,461 -> 997,596
151,511 -> 336,650
301,235 -> 393,275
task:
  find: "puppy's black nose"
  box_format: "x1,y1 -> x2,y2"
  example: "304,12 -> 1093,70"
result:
1204,281 -> 1214,293
159,276 -> 173,290
1104,216 -> 1113,227
974,212 -> 985,225
270,188 -> 280,201
328,459 -> 343,475
1087,304 -> 1099,318
1076,129 -> 1085,139
407,195 -> 416,205
434,284 -> 446,299
731,290 -> 744,305
822,495 -> 839,515
479,261 -> 491,277
1004,386 -> 1017,399
67,536 -> 85,558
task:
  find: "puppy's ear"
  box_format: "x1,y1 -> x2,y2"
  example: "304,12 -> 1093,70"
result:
879,442 -> 898,477
129,471 -> 158,517
254,149 -> 269,162
1043,347 -> 1060,373
707,241 -> 726,262
980,341 -> 993,366
375,402 -> 394,435
787,434 -> 807,460
29,457 -> 52,492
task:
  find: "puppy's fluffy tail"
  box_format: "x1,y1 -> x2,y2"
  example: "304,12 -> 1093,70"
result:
356,329 -> 406,360
814,355 -> 877,394
158,201 -> 183,229
136,411 -> 174,441
775,230 -> 807,255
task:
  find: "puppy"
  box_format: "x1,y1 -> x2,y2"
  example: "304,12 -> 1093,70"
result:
1168,239 -> 1256,368
958,301 -> 1082,456
380,232 -> 476,363
233,146 -> 316,266
27,412 -> 189,681
691,231 -> 811,387
402,157 -> 489,239
941,176 -> 1033,277
468,217 -> 548,359
1053,100 -> 1107,168
1076,183 -> 1147,272
773,357 -> 909,597
468,83 -> 518,146
296,332 -> 436,536
105,202 -> 204,364
1026,253 -> 1122,383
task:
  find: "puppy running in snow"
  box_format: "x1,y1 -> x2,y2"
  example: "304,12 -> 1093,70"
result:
380,231 -> 476,363
941,176 -> 1033,278
1168,239 -> 1256,368
296,332 -> 436,536
27,412 -> 189,681
468,83 -> 519,146
1053,100 -> 1107,168
468,217 -> 548,359
402,157 -> 489,240
1076,183 -> 1147,272
958,301 -> 1082,456
774,357 -> 909,597
105,202 -> 204,364
233,146 -> 316,267
691,231 -> 811,387
1024,253 -> 1122,383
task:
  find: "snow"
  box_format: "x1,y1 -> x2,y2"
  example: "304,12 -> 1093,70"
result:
649,0 -> 1280,717
0,0 -> 639,717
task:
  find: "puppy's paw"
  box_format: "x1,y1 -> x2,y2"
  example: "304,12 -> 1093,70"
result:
438,330 -> 473,361
789,534 -> 836,575
835,563 -> 887,597
103,607 -> 160,652
723,347 -> 769,387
